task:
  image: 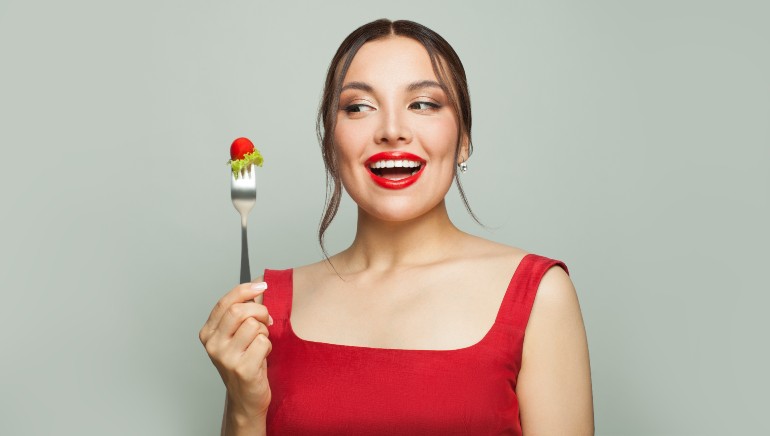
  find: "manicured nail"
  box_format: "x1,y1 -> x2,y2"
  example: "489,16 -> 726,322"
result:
268,315 -> 274,326
251,282 -> 268,291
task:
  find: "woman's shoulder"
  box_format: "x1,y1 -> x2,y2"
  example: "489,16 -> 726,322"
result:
289,258 -> 343,289
452,232 -> 529,266
456,233 -> 569,270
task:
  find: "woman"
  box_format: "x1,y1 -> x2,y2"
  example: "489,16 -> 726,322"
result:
200,19 -> 594,435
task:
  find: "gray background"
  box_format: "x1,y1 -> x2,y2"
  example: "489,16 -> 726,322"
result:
1,0 -> 768,435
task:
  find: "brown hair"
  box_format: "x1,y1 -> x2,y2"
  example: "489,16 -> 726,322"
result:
317,18 -> 479,256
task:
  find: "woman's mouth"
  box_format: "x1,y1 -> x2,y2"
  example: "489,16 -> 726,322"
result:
369,159 -> 422,179
364,152 -> 426,189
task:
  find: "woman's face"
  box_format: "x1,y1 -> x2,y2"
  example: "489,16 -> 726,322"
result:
334,36 -> 467,223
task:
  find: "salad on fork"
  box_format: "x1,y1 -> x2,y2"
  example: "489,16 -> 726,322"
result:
228,137 -> 264,178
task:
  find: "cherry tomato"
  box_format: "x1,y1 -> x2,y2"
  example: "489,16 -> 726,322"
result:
230,137 -> 255,160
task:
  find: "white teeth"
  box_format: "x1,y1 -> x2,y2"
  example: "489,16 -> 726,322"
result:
369,159 -> 422,169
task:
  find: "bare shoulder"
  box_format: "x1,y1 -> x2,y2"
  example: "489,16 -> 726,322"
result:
532,265 -> 578,315
453,232 -> 529,265
291,258 -> 343,290
516,260 -> 595,434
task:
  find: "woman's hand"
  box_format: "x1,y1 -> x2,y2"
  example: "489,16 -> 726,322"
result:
199,281 -> 273,425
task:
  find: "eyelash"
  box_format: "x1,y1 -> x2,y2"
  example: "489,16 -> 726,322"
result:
409,101 -> 441,111
343,101 -> 441,113
344,104 -> 372,113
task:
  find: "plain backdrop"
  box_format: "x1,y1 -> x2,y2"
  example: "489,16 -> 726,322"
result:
1,1 -> 768,435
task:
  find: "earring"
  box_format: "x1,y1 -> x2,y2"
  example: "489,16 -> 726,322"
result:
458,161 -> 468,173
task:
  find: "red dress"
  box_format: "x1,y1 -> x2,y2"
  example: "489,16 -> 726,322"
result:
262,253 -> 568,435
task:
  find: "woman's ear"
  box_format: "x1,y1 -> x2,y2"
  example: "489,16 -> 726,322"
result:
457,133 -> 470,164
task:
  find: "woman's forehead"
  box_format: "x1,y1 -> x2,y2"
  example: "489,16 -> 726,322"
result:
343,36 -> 438,87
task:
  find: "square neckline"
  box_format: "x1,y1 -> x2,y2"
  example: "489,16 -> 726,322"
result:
283,253 -> 534,353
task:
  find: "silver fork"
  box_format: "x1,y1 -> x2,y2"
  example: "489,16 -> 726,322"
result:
230,166 -> 258,299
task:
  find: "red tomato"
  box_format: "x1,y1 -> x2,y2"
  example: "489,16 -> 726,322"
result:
230,137 -> 255,160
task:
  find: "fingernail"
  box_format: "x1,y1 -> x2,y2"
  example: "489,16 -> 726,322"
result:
251,282 -> 268,291
268,315 -> 274,326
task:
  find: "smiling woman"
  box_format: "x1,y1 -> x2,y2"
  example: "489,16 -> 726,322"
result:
200,18 -> 594,436
317,19 -> 477,251
332,35 -> 463,225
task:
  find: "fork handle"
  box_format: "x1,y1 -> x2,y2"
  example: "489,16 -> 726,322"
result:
240,221 -> 251,284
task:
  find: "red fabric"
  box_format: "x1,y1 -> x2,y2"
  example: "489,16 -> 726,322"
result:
263,254 -> 568,435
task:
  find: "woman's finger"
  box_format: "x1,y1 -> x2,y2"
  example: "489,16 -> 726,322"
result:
214,301 -> 270,338
208,282 -> 267,326
200,282 -> 267,344
230,317 -> 270,352
242,333 -> 273,369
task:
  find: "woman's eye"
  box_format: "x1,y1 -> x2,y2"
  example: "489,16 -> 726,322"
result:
409,101 -> 440,111
344,104 -> 374,113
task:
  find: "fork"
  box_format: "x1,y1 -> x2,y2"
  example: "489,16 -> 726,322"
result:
223,165 -> 259,434
230,166 -> 258,300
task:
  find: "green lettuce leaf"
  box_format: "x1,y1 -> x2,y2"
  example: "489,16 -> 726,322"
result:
228,148 -> 264,178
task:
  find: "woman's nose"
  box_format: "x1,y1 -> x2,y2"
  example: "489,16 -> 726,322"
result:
374,109 -> 412,145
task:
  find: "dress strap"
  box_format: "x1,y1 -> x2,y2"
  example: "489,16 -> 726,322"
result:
496,254 -> 569,329
262,268 -> 293,322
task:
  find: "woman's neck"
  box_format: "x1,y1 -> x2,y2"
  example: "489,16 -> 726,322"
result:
337,200 -> 465,273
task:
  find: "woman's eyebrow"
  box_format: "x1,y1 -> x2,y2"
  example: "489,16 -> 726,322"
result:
406,80 -> 444,92
340,80 -> 444,93
340,81 -> 373,92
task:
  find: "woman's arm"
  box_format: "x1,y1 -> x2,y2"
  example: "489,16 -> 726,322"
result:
516,266 -> 595,435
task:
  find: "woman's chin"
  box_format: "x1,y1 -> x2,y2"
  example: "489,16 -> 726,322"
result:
357,199 -> 446,224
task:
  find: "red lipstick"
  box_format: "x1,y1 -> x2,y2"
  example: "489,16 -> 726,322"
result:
364,151 -> 426,190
